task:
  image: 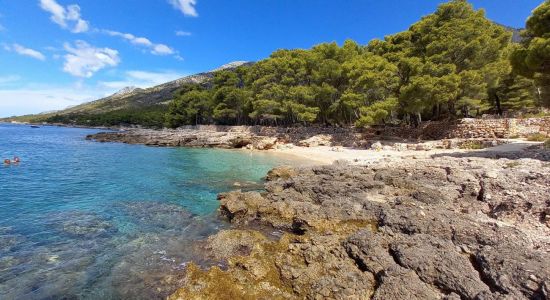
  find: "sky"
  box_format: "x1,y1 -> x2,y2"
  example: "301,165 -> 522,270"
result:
0,0 -> 544,117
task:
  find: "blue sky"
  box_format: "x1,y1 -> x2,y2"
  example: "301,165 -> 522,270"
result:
0,0 -> 543,117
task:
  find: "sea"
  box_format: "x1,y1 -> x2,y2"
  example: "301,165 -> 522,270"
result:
0,123 -> 298,299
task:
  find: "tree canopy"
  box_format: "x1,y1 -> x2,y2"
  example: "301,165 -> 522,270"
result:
165,0 -> 544,129
511,0 -> 550,107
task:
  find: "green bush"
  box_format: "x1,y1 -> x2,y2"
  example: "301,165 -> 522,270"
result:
527,133 -> 547,142
544,139 -> 550,150
41,106 -> 168,128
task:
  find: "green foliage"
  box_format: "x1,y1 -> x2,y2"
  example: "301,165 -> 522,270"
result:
511,1 -> 550,107
14,0 -> 542,130
161,0 -> 544,129
41,106 -> 168,128
544,139 -> 550,149
459,140 -> 485,149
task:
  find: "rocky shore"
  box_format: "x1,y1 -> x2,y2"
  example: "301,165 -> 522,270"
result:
86,128 -> 281,150
86,126 -> 550,299
168,151 -> 550,299
86,127 -> 515,152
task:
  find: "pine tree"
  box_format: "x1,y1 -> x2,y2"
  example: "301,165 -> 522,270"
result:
511,0 -> 550,107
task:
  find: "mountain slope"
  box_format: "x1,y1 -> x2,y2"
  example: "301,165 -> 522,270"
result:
56,61 -> 251,116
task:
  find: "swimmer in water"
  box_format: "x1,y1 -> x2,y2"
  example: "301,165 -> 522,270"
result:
13,156 -> 20,163
3,159 -> 10,165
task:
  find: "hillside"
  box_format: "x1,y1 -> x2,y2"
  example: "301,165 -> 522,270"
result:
53,61 -> 251,115
2,61 -> 250,124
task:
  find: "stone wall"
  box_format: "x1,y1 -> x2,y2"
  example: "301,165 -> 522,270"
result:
178,124 -> 365,146
379,117 -> 550,140
177,117 -> 549,143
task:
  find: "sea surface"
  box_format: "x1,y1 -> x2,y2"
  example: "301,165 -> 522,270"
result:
0,123 -> 299,299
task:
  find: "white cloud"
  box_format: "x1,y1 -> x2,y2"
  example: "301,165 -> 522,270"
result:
104,30 -> 152,47
63,41 -> 120,78
39,0 -> 89,33
99,70 -> 186,90
104,29 -> 176,56
4,44 -> 46,61
175,30 -> 192,36
151,44 -> 175,55
168,0 -> 198,17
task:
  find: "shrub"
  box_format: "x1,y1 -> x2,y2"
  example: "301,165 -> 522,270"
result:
527,133 -> 547,142
544,139 -> 550,150
459,140 -> 484,150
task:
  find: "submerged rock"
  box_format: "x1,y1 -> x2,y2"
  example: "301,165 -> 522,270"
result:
117,201 -> 196,231
48,211 -> 116,238
171,155 -> 550,299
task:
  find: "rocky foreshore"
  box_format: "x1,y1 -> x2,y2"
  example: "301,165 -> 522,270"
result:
86,128 -> 281,150
86,127 -> 515,152
169,153 -> 550,299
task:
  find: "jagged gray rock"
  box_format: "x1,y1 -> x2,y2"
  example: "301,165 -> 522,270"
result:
171,155 -> 550,299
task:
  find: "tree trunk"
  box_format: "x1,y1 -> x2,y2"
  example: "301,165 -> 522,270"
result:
495,93 -> 503,116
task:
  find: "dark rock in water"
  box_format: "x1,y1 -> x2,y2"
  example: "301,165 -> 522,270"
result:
106,217 -> 226,300
48,211 -> 116,238
117,201 -> 195,230
265,165 -> 298,181
170,156 -> 550,299
0,227 -> 26,253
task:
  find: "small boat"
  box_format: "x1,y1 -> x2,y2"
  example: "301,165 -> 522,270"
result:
30,125 -> 40,128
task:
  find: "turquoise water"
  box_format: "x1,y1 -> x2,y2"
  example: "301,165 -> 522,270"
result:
0,123 -> 298,299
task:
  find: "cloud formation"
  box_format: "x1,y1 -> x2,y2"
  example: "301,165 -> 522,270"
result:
4,43 -> 46,61
168,0 -> 198,17
63,41 -> 120,78
99,70 -> 186,90
175,30 -> 192,36
39,0 -> 89,33
152,44 -> 175,55
104,30 -> 175,56
38,2 -> 180,59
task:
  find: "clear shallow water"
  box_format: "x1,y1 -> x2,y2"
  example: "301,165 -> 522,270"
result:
0,123 -> 298,299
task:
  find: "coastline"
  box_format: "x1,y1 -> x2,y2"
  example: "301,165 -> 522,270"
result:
1,121 -> 124,131
81,125 -> 550,299
83,126 -> 546,165
3,121 -> 549,298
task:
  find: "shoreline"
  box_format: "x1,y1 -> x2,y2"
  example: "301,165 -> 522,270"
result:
266,141 -> 545,165
82,125 -> 549,298
82,126 -> 546,166
0,121 -> 123,131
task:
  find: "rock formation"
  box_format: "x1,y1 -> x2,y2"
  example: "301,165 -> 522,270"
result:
170,155 -> 550,299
